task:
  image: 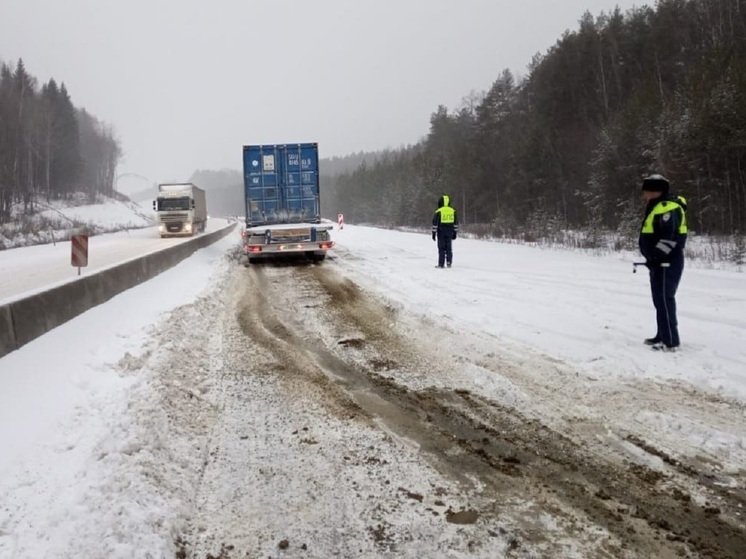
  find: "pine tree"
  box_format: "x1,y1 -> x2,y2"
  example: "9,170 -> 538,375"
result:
11,59 -> 38,212
0,64 -> 15,221
54,83 -> 81,197
39,78 -> 61,201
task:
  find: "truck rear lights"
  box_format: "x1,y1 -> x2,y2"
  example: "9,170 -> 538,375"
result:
319,242 -> 334,249
246,246 -> 262,253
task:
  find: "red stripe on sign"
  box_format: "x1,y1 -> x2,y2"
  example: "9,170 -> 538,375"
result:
71,235 -> 88,267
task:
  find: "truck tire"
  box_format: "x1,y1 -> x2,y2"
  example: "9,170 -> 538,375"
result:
310,253 -> 326,262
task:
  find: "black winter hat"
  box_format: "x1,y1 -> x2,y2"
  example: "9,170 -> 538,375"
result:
642,174 -> 670,194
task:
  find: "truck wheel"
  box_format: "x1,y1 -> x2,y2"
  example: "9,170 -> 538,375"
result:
310,253 -> 326,262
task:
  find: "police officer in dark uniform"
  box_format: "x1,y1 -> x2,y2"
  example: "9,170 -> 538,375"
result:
639,174 -> 688,351
432,194 -> 459,268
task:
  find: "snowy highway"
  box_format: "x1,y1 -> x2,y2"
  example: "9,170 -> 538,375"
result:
1,222 -> 745,558
0,218 -> 235,304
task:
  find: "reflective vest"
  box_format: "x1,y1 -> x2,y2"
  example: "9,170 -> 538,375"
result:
436,195 -> 455,224
641,196 -> 688,235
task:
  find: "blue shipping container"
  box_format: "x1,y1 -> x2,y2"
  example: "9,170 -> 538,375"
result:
243,143 -> 320,226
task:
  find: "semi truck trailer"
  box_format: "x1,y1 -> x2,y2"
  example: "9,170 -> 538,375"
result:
241,143 -> 333,263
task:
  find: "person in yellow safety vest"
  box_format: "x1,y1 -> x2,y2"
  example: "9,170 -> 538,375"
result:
638,174 -> 688,351
432,195 -> 459,268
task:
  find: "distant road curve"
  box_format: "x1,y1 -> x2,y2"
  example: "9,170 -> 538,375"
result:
0,219 -> 236,304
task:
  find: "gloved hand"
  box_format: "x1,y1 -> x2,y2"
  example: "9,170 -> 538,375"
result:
432,232 -> 436,241
452,231 -> 457,240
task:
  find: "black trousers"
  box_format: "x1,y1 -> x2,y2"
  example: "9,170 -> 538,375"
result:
437,233 -> 452,267
649,257 -> 684,346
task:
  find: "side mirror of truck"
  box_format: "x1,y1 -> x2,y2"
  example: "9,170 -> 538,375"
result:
152,200 -> 156,210
191,200 -> 195,209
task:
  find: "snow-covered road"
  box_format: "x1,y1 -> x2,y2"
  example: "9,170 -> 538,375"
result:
0,219 -> 233,304
0,224 -> 745,558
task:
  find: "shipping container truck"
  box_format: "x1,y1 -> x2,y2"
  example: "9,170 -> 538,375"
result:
241,143 -> 333,263
153,183 -> 207,238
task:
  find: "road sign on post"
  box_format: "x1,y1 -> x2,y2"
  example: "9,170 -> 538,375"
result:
71,234 -> 88,275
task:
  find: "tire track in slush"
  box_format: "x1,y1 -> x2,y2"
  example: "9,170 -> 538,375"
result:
240,259 -> 746,559
180,254 -> 499,558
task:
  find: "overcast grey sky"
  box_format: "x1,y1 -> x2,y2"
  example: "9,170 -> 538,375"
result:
1,0 -> 643,192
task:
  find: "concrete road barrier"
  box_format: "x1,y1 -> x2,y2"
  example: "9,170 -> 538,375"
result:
0,222 -> 235,360
0,304 -> 15,356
